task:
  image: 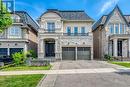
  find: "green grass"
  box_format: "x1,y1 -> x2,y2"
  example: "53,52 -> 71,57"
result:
0,74 -> 43,87
109,62 -> 130,67
2,65 -> 51,71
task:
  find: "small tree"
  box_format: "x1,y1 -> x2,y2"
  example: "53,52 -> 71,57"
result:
12,52 -> 27,66
0,0 -> 12,33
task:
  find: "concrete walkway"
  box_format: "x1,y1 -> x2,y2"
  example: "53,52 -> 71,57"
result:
1,68 -> 130,76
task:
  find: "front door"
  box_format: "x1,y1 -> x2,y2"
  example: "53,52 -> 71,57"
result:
45,42 -> 55,57
118,40 -> 122,56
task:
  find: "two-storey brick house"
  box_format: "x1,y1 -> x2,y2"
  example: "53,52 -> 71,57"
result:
93,6 -> 130,60
0,11 -> 39,57
38,9 -> 94,60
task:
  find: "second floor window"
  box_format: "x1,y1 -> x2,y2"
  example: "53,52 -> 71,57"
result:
81,27 -> 85,35
11,15 -> 21,23
109,24 -> 114,34
47,22 -> 55,32
74,27 -> 78,35
67,27 -> 71,35
124,24 -> 127,34
8,26 -> 21,38
115,24 -> 119,34
120,24 -> 124,34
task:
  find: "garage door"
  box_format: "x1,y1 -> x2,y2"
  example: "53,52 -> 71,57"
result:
62,47 -> 75,60
10,48 -> 23,57
77,47 -> 91,60
0,48 -> 8,56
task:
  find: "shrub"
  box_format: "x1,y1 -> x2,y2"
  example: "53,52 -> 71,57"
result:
27,50 -> 37,58
104,54 -> 113,61
12,51 -> 27,66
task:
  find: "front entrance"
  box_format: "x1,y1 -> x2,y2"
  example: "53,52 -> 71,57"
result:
45,39 -> 55,57
118,40 -> 122,56
110,39 -> 128,57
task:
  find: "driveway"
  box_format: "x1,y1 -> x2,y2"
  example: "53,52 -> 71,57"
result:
58,60 -> 122,69
38,60 -> 130,87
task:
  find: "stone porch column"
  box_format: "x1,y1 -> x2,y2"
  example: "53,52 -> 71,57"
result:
113,38 -> 118,57
38,39 -> 44,59
75,47 -> 77,60
128,38 -> 130,58
55,39 -> 59,59
40,39 -> 44,53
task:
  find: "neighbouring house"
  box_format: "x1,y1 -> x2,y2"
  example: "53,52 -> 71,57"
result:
38,9 -> 94,61
0,11 -> 39,57
92,6 -> 130,60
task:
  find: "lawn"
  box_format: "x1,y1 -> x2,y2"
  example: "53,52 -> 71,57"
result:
0,74 -> 43,87
1,65 -> 51,71
109,62 -> 130,68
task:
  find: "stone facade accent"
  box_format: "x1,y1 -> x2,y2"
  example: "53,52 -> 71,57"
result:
93,6 -> 130,60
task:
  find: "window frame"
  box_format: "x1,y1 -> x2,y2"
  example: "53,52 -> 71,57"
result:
47,22 -> 55,32
115,24 -> 119,34
74,27 -> 78,35
66,26 -> 71,35
109,24 -> 114,34
8,26 -> 22,38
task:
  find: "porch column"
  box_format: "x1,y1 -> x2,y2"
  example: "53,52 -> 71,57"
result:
55,39 -> 58,59
38,39 -> 44,59
75,47 -> 77,60
113,38 -> 118,57
24,43 -> 27,53
40,39 -> 44,53
128,38 -> 130,58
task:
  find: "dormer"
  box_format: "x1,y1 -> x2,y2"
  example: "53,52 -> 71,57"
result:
11,14 -> 22,23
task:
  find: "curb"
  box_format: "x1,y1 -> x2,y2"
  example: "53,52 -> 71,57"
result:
36,74 -> 47,87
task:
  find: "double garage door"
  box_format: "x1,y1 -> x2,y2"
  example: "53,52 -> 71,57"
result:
0,48 -> 23,57
62,47 -> 91,60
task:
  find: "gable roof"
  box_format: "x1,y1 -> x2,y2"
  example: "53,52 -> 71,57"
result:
92,5 -> 130,31
13,11 -> 39,32
39,9 -> 94,21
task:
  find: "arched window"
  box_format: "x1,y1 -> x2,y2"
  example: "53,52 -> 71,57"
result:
11,14 -> 21,23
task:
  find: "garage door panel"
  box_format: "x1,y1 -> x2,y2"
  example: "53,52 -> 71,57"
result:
62,47 -> 75,60
77,47 -> 91,60
0,48 -> 8,56
10,48 -> 23,57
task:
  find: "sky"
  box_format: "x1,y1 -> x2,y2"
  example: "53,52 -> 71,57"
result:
15,0 -> 130,21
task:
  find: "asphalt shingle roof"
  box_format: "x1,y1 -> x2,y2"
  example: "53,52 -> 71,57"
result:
59,10 -> 93,21
40,9 -> 94,21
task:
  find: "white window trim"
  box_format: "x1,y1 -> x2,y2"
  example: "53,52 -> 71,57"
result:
8,26 -> 22,38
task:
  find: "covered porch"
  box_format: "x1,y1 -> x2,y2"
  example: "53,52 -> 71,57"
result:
108,34 -> 130,59
38,38 -> 61,60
